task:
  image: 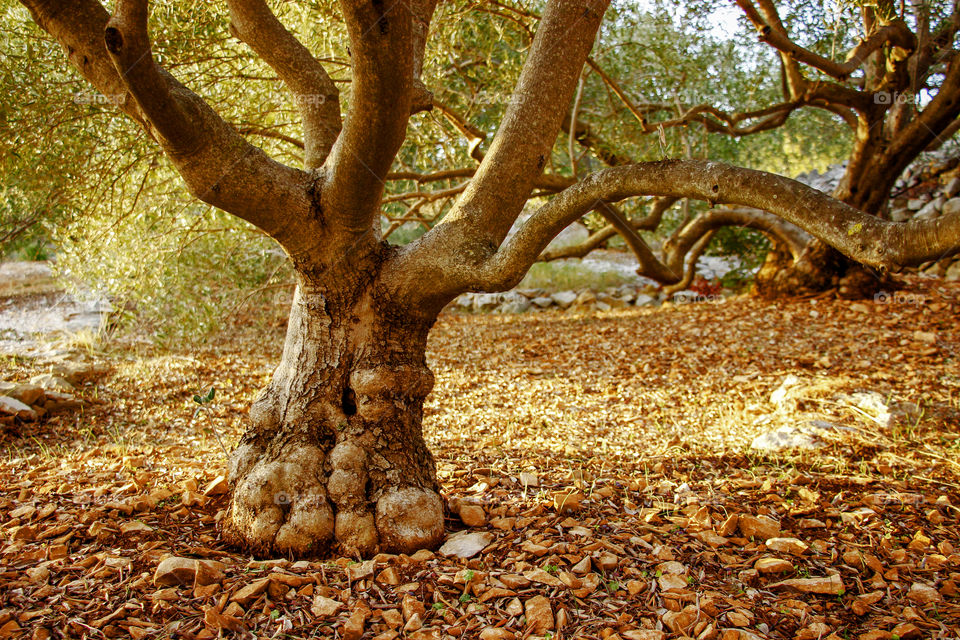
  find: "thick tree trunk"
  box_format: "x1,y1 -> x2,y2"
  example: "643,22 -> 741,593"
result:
222,264 -> 445,557
753,237 -> 885,298
754,142 -> 898,299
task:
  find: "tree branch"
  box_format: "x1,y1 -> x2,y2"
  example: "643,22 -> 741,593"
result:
321,0 -> 416,234
22,0 -> 318,256
477,160 -> 960,290
595,202 -> 681,283
538,197 -> 677,261
410,0 -> 439,113
227,0 -> 342,170
663,231 -> 715,296
735,0 -> 916,81
438,0 -> 610,245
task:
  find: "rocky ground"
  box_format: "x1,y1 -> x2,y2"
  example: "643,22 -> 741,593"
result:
0,270 -> 957,640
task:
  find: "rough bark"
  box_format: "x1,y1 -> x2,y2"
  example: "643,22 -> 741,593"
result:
224,248 -> 445,556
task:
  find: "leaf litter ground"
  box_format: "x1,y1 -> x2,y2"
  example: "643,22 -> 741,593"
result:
0,277 -> 958,640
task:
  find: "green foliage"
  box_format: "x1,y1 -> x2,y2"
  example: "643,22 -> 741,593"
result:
517,261 -> 635,293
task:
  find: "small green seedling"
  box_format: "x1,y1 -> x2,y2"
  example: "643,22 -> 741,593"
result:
192,387 -> 228,457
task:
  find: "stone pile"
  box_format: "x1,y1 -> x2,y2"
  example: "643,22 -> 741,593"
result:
454,285 -> 674,315
0,360 -> 109,425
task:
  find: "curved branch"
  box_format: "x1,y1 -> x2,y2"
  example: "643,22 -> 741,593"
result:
477,160 -> 960,289
227,0 -> 342,169
663,231 -> 715,296
736,0 -> 916,82
596,202 -> 681,283
665,208 -> 811,265
24,0 -> 317,255
538,197 -> 678,260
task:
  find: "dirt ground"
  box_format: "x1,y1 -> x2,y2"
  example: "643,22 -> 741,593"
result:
0,276 -> 958,639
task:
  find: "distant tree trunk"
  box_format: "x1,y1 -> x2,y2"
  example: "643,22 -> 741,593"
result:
223,248 -> 445,557
754,129 -> 903,299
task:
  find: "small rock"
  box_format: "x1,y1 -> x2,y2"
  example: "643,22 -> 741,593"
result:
0,383 -> 44,406
531,296 -> 554,309
479,628 -> 515,640
907,197 -> 926,210
29,374 -> 75,393
202,475 -> 229,497
907,581 -> 941,605
154,557 -> 224,587
765,537 -> 809,555
692,530 -> 728,547
498,293 -> 531,314
574,290 -> 597,307
231,578 -> 271,605
755,557 -> 793,574
524,595 -> 554,634
523,568 -> 563,587
342,606 -> 369,640
738,514 -> 780,540
401,595 -> 425,622
571,556 -> 592,574
376,566 -> 400,586
943,196 -> 960,216
889,208 -> 912,222
550,291 -> 577,309
945,261 -> 960,281
346,560 -> 375,581
916,196 -> 944,219
0,396 -> 37,421
770,574 -> 844,595
459,504 -> 487,527
311,595 -> 343,617
403,612 -> 423,633
473,293 -> 502,313
945,177 -> 960,197
439,531 -> 494,559
658,573 -> 688,591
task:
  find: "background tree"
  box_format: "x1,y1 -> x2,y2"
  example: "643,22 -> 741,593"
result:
379,0 -> 960,298
14,0 -> 960,557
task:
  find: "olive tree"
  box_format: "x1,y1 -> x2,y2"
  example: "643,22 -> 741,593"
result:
19,0 -> 960,556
